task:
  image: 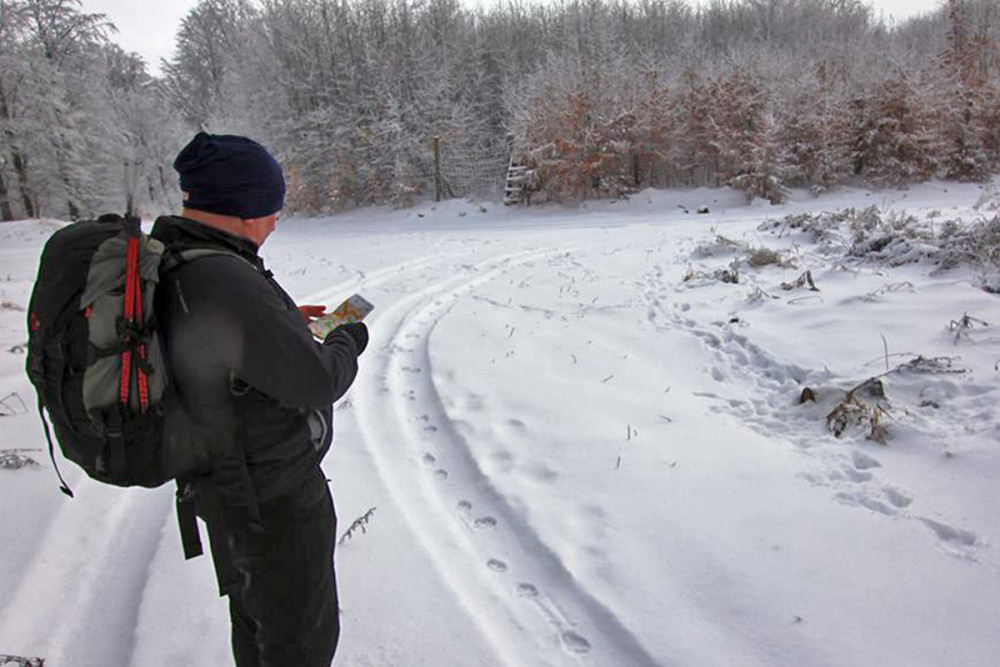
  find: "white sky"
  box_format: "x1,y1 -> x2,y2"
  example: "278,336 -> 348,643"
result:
80,0 -> 945,75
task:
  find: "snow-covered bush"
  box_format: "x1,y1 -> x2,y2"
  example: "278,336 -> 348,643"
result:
938,215 -> 1000,268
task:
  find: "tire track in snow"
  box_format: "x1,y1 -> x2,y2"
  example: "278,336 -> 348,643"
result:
0,483 -> 173,666
296,252 -> 449,306
354,246 -> 665,667
0,252 -> 460,665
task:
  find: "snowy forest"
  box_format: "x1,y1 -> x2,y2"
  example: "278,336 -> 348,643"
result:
0,0 -> 995,219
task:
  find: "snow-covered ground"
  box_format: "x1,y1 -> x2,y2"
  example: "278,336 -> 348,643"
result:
1,182 -> 998,667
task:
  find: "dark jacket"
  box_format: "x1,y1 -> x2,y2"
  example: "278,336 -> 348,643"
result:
151,216 -> 359,505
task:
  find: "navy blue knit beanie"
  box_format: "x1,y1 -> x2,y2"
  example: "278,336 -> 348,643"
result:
174,132 -> 286,219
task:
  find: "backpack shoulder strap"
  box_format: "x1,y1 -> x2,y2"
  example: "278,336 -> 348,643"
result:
160,247 -> 257,274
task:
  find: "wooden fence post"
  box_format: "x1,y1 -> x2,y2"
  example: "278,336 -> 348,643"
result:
433,135 -> 442,202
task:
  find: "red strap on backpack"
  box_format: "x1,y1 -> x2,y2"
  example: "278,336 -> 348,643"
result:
119,228 -> 150,413
134,267 -> 150,412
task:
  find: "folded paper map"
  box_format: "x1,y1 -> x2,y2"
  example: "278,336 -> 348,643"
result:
308,293 -> 375,340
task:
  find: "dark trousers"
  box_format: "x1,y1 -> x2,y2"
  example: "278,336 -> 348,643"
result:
228,471 -> 340,667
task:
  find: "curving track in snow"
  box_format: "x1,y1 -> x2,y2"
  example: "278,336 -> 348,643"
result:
0,249 -> 482,666
352,244 -> 667,667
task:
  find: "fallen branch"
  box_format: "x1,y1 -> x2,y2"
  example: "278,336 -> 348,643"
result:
948,313 -> 990,342
899,355 -> 967,374
0,655 -> 44,666
338,507 -> 377,545
0,392 -> 28,417
781,270 -> 819,291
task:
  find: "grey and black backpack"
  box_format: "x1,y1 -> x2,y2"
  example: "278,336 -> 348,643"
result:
26,214 -> 232,495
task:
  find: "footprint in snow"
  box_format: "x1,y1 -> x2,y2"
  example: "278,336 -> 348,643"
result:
515,582 -> 539,597
474,516 -> 498,529
919,518 -> 978,546
527,464 -> 558,483
883,487 -> 913,508
835,491 -> 897,516
421,452 -> 436,466
851,450 -> 882,471
842,466 -> 873,483
486,559 -> 508,573
561,631 -> 593,655
507,419 -> 527,433
457,500 -> 472,512
433,469 -> 449,480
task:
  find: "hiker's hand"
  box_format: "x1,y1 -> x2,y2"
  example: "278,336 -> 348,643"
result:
332,322 -> 368,355
298,305 -> 326,324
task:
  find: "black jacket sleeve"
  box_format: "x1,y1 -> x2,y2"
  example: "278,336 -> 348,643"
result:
189,256 -> 360,409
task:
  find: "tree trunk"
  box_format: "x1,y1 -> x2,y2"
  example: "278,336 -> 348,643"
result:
10,146 -> 36,218
54,134 -> 80,220
433,135 -> 443,202
0,89 -> 36,218
0,169 -> 13,221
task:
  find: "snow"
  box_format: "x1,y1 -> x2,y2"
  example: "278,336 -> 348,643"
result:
1,181 -> 998,667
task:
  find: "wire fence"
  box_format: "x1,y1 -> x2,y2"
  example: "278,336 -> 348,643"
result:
435,136 -> 511,201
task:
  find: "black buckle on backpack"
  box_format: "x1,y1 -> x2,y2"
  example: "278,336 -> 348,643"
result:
116,316 -> 145,344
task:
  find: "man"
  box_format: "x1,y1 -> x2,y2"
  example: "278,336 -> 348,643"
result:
152,132 -> 366,666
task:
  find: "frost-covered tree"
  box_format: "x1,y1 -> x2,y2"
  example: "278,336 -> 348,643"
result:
777,62 -> 852,192
10,0 -> 1000,216
104,46 -> 188,215
0,0 -> 35,219
162,0 -> 249,130
848,77 -> 939,186
0,0 -> 119,219
671,71 -> 720,186
935,0 -> 996,181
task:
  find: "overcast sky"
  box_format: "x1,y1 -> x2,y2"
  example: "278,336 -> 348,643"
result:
80,0 -> 945,75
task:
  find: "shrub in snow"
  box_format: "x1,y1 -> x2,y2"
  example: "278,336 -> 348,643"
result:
848,208 -> 938,266
682,261 -> 740,285
746,246 -> 787,268
850,235 -> 939,266
758,210 -> 850,246
0,450 -> 39,470
0,656 -> 44,667
937,215 -> 1000,269
763,205 -> 999,272
693,234 -> 746,258
826,377 -> 892,445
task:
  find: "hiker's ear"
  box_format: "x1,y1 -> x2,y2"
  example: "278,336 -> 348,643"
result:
242,213 -> 278,246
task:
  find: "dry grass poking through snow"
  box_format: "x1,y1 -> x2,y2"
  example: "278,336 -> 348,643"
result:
759,202 -> 1000,289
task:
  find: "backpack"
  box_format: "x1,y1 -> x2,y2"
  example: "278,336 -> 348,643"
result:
25,214 -> 232,495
